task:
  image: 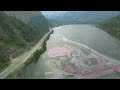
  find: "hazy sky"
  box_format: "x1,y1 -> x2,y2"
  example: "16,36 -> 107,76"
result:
42,11 -> 67,14
42,11 -> 67,15
41,11 -> 86,18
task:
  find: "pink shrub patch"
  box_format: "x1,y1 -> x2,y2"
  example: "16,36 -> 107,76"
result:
48,47 -> 71,56
64,65 -> 75,73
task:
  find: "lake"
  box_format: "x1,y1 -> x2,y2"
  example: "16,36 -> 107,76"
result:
18,24 -> 120,79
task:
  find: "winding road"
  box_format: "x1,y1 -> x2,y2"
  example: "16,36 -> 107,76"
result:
0,31 -> 52,79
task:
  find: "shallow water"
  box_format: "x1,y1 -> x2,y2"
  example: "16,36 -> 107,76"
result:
18,24 -> 120,79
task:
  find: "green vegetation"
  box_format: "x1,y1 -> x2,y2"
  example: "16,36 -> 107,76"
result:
28,30 -> 53,63
0,11 -> 50,72
5,64 -> 23,79
0,11 -> 34,71
0,44 -> 10,72
28,16 -> 49,38
83,58 -> 98,66
66,75 -> 74,79
48,19 -> 63,28
61,56 -> 70,69
5,30 -> 53,79
97,15 -> 120,39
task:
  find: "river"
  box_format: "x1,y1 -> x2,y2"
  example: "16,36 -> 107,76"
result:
18,24 -> 120,79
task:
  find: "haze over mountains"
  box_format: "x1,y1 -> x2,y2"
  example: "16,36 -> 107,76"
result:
42,11 -> 120,24
5,11 -> 43,23
5,11 -> 49,35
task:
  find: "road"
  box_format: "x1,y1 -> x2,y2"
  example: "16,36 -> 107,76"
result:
0,31 -> 52,79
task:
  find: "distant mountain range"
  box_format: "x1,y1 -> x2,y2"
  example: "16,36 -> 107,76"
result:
42,11 -> 120,24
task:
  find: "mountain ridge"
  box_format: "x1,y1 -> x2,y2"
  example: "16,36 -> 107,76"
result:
42,11 -> 120,24
97,15 -> 120,39
0,11 -> 50,72
5,11 -> 49,36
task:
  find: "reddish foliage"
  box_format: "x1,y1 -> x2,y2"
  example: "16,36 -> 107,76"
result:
64,65 -> 75,73
48,47 -> 71,56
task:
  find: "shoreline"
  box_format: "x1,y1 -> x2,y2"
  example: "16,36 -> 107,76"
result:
0,30 -> 54,79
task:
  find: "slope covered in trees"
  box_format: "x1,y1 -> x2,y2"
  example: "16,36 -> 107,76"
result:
5,11 -> 49,37
0,11 -> 49,72
48,19 -> 63,28
97,15 -> 120,39
28,16 -> 49,37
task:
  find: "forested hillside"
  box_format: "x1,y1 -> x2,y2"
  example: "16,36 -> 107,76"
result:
5,11 -> 49,37
48,19 -> 63,28
97,15 -> 120,39
0,11 -> 49,72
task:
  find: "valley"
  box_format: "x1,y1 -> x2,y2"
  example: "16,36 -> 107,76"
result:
18,25 -> 120,79
1,11 -> 120,79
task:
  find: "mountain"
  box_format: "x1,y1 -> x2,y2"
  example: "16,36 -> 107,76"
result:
5,11 -> 43,24
42,11 -> 120,24
28,16 -> 49,37
5,11 -> 49,37
97,15 -> 120,39
48,19 -> 64,28
0,11 -> 49,72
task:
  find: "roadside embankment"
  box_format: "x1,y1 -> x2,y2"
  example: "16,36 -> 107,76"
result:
2,29 -> 54,79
